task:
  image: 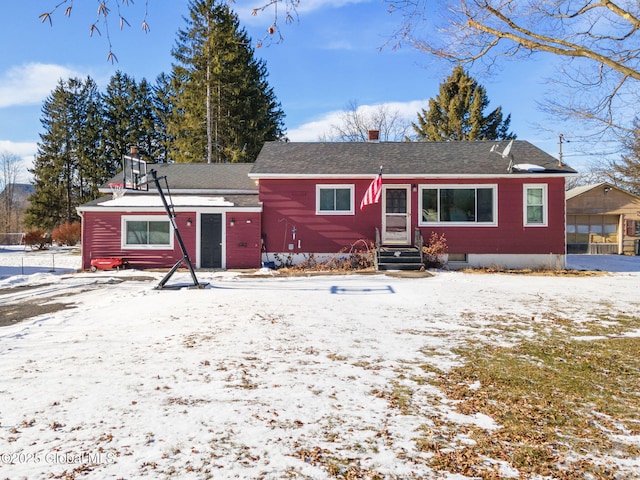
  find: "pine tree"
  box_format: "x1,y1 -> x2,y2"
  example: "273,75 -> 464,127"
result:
26,77 -> 104,230
413,66 -> 515,141
613,123 -> 640,195
102,71 -> 159,167
170,0 -> 285,163
135,78 -> 159,160
152,73 -> 177,163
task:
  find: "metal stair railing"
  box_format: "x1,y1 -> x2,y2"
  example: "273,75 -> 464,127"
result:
374,227 -> 381,270
414,228 -> 424,264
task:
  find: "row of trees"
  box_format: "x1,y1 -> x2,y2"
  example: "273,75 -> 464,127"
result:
38,1 -> 640,195
26,60 -> 517,231
27,0 -> 286,230
29,0 -> 518,232
28,0 -> 640,232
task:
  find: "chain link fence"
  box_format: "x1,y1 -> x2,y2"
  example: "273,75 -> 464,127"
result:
0,233 -> 25,245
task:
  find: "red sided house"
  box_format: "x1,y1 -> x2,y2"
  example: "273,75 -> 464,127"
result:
250,140 -> 576,270
77,140 -> 576,271
77,163 -> 262,271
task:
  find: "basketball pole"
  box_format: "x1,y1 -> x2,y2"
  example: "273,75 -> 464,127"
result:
150,169 -> 206,290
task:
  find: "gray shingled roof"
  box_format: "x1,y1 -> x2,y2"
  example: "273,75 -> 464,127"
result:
250,141 -> 577,176
103,162 -> 258,192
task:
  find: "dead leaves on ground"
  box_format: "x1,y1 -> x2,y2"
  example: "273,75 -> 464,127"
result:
416,327 -> 639,479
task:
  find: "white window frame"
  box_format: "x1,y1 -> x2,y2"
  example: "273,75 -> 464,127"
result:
523,184 -> 548,227
418,184 -> 498,226
121,215 -> 174,249
315,184 -> 355,215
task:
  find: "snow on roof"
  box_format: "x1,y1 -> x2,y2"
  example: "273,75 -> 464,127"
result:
99,195 -> 234,208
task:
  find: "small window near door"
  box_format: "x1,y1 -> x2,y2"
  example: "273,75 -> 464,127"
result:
316,185 -> 354,215
524,184 -> 547,226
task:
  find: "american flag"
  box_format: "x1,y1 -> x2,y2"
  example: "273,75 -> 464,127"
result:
360,168 -> 382,210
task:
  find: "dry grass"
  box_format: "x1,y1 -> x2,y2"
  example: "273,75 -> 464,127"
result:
460,266 -> 605,276
417,313 -> 640,479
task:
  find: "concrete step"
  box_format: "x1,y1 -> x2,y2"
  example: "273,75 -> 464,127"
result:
377,246 -> 423,271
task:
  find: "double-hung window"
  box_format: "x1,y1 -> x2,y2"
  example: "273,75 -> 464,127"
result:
419,185 -> 497,225
122,216 -> 173,249
316,185 -> 354,215
524,184 -> 547,226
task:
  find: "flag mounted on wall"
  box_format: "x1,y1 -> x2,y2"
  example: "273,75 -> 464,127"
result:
360,167 -> 383,210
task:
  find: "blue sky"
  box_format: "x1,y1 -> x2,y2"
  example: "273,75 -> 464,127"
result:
0,1 -> 590,181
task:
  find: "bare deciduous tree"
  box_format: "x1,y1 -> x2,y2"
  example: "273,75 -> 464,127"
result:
0,152 -> 23,234
385,0 -> 640,136
40,0 -> 151,63
323,100 -> 413,142
39,0 -> 298,58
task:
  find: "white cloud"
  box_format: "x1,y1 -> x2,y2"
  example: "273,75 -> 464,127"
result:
0,140 -> 37,157
0,63 -> 81,108
285,110 -> 342,141
286,99 -> 428,141
292,0 -> 372,14
238,0 -> 371,23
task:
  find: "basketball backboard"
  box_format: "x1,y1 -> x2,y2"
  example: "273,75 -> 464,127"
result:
122,155 -> 148,191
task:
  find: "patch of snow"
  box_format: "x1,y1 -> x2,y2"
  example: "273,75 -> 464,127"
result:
468,380 -> 482,390
445,411 -> 500,431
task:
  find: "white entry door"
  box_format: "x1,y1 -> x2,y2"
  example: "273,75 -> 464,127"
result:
382,186 -> 411,244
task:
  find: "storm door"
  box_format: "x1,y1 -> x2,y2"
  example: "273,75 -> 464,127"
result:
382,186 -> 411,244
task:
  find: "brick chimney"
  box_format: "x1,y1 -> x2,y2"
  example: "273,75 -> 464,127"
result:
367,130 -> 380,142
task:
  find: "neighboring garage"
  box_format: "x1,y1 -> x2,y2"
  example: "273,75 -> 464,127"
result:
566,183 -> 640,255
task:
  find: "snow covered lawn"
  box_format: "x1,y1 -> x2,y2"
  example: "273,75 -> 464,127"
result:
0,247 -> 639,479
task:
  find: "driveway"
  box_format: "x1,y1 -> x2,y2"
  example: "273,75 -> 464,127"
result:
567,254 -> 640,272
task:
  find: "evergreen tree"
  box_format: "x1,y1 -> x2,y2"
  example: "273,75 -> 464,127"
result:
170,0 -> 285,163
152,73 -> 177,163
26,77 -> 104,230
413,66 -> 516,141
135,78 -> 159,160
102,71 -> 159,167
613,122 -> 640,195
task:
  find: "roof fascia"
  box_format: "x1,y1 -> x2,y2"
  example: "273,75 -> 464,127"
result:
77,205 -> 262,213
249,173 -> 578,180
98,188 -> 258,195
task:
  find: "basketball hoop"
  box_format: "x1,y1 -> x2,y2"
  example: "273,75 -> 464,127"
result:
108,183 -> 126,200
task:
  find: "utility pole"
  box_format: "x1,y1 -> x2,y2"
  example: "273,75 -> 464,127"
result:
558,134 -> 566,167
